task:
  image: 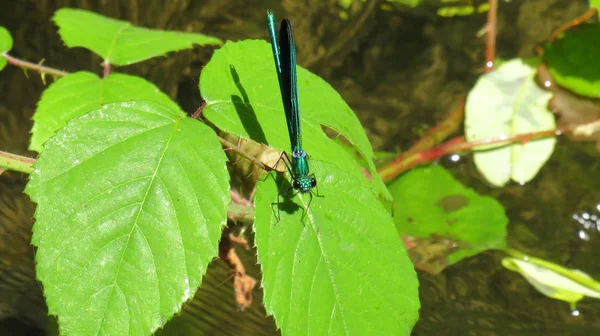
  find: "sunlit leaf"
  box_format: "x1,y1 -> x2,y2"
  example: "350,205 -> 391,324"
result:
200,39 -> 419,333
502,249 -> 600,309
30,71 -> 183,152
53,8 -> 222,66
199,39 -> 391,201
26,101 -> 230,336
0,26 -> 13,71
254,161 -> 420,335
465,58 -> 556,187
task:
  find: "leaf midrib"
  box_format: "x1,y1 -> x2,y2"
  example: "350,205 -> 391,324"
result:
96,117 -> 181,335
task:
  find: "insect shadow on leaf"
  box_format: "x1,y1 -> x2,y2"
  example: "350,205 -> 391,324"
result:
229,65 -> 268,145
266,172 -> 301,225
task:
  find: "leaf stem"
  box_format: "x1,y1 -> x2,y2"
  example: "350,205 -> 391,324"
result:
102,61 -> 111,78
191,102 -> 206,119
403,97 -> 465,156
0,150 -> 36,174
2,52 -> 69,77
218,136 -> 273,173
376,121 -> 596,183
484,0 -> 497,73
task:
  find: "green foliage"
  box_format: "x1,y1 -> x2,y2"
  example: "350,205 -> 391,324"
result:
26,101 -> 230,336
255,161 -> 420,335
53,8 -> 222,66
30,71 -> 183,152
386,0 -> 422,8
199,38 -> 419,334
17,7 -> 422,336
543,23 -> 600,98
199,39 -> 391,201
502,249 -> 600,309
465,58 -> 556,187
389,166 -> 508,264
0,26 -> 12,70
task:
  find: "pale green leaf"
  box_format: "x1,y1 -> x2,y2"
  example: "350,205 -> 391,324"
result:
30,71 -> 183,152
385,0 -> 421,7
465,58 -> 556,187
199,39 -> 391,201
0,26 -> 13,70
502,249 -> 600,307
26,101 -> 230,336
254,161 -> 420,335
53,8 -> 222,66
389,166 -> 507,267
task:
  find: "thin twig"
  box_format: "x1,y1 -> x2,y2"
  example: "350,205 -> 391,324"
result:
404,97 -> 465,156
191,102 -> 206,120
484,0 -> 498,73
549,7 -> 597,42
2,53 -> 69,77
377,120 -> 594,182
102,61 -> 111,78
0,151 -> 36,174
218,136 -> 272,172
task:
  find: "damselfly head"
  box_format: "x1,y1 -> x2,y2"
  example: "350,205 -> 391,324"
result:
294,176 -> 316,193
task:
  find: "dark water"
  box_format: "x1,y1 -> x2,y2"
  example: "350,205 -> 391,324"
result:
1,0 -> 599,335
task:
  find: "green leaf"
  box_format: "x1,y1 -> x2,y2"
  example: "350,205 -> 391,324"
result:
502,249 -> 600,309
389,166 -> 508,266
254,161 -> 420,335
199,39 -> 391,201
465,58 -> 556,187
0,26 -> 13,71
26,101 -> 230,336
592,0 -> 600,10
543,23 -> 600,98
30,71 -> 183,153
53,8 -> 222,66
385,0 -> 422,7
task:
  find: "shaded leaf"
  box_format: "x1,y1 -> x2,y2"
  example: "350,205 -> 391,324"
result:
199,39 -> 391,201
30,71 -> 182,152
254,161 -> 420,335
543,23 -> 600,98
389,165 -> 508,272
466,58 -> 556,187
0,26 -> 13,71
26,101 -> 230,336
53,8 -> 222,66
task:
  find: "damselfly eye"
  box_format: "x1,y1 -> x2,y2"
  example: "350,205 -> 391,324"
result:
293,180 -> 301,189
310,178 -> 316,188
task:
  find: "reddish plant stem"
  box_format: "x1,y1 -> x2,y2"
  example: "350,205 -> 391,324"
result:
484,0 -> 498,73
404,97 -> 465,156
191,102 -> 206,119
230,189 -> 253,207
2,53 -> 69,77
377,123 -> 586,183
549,7 -> 597,42
102,61 -> 111,78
